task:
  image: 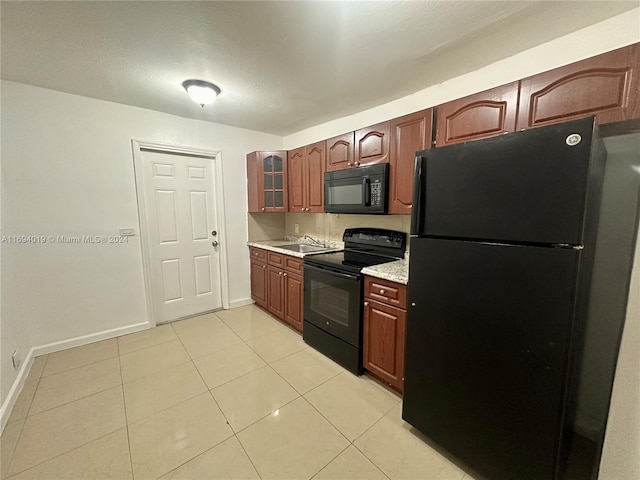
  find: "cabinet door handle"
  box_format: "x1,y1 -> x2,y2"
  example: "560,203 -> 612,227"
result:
262,265 -> 266,269
364,301 -> 369,306
301,207 -> 305,211
348,162 -> 353,167
211,241 -> 218,247
355,162 -> 360,167
283,273 -> 287,277
380,289 -> 385,294
261,207 -> 265,212
279,271 -> 283,276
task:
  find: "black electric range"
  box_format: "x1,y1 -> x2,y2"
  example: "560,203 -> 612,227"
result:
302,228 -> 406,374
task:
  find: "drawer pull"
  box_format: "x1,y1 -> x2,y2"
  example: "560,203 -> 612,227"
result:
380,289 -> 385,294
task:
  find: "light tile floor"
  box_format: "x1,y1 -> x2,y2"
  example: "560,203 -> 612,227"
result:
1,305 -> 477,480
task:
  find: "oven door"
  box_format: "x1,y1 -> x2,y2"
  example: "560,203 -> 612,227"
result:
303,264 -> 362,346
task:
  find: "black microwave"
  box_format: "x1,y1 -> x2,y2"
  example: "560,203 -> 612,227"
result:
324,163 -> 389,214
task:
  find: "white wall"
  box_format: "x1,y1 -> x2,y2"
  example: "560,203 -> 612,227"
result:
0,81 -> 282,406
283,8 -> 640,149
599,210 -> 640,480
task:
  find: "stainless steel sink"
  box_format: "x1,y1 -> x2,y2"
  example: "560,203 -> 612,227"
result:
273,243 -> 330,253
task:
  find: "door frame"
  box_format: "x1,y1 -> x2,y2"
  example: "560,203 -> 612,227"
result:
131,139 -> 230,326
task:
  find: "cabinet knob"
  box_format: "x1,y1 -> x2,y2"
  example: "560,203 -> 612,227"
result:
306,208 -> 310,212
261,207 -> 265,212
279,271 -> 283,276
283,273 -> 287,277
364,301 -> 369,306
211,230 -> 217,236
380,289 -> 385,294
262,265 -> 266,269
211,241 -> 218,247
348,162 -> 353,167
355,162 -> 360,167
301,207 -> 305,211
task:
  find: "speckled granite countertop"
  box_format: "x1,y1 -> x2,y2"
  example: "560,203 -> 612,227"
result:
362,257 -> 409,285
247,239 -> 343,258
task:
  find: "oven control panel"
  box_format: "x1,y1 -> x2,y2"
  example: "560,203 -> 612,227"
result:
343,228 -> 406,251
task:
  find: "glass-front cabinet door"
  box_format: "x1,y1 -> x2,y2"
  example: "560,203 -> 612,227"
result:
260,151 -> 288,212
246,151 -> 288,213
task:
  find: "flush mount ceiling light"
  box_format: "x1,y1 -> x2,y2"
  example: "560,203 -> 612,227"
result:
182,79 -> 221,107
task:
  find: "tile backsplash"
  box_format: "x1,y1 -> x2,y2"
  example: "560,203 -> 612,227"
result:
248,212 -> 412,247
247,212 -> 286,241
285,213 -> 411,244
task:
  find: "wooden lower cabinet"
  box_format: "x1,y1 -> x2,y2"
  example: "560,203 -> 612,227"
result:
249,247 -> 304,332
284,272 -> 303,332
363,277 -> 407,393
267,265 -> 286,319
250,259 -> 268,308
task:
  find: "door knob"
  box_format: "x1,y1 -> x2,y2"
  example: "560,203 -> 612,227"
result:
211,241 -> 218,247
211,230 -> 217,236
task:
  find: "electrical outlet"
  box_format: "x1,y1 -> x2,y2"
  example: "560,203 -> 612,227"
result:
12,349 -> 20,370
294,223 -> 299,234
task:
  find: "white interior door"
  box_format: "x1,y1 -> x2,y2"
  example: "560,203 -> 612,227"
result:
140,149 -> 222,323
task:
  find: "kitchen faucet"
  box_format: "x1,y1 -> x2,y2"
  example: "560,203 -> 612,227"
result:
303,234 -> 326,247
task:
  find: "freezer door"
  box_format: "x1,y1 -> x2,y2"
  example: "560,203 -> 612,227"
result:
412,117 -> 603,245
403,238 -> 580,480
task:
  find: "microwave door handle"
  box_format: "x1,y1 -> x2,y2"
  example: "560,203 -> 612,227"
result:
411,156 -> 425,235
362,177 -> 371,206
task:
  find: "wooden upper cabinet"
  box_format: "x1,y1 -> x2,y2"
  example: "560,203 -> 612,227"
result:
288,147 -> 305,213
517,43 -> 640,130
287,142 -> 325,213
325,132 -> 355,172
305,142 -> 325,212
355,121 -> 390,167
435,82 -> 519,147
247,151 -> 288,212
389,109 -> 433,215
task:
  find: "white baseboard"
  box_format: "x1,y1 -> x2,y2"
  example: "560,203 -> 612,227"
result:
0,320 -> 151,433
229,298 -> 255,309
0,350 -> 35,433
31,321 -> 151,357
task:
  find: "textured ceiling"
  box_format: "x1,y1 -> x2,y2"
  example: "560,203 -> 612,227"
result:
1,1 -> 637,135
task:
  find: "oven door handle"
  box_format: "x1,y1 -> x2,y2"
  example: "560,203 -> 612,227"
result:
303,263 -> 360,281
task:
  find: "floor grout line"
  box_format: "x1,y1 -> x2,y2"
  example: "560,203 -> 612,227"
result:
4,306 -> 467,480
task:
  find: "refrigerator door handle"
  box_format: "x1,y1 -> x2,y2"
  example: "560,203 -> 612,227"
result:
411,155 -> 424,235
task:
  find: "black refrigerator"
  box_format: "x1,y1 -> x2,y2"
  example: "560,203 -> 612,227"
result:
402,117 -> 607,480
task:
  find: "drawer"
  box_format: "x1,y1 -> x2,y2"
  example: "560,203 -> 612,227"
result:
284,255 -> 303,275
268,251 -> 285,268
250,247 -> 267,263
365,276 -> 407,309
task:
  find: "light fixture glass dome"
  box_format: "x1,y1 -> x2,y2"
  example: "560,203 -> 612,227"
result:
182,79 -> 221,107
